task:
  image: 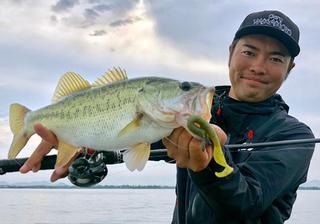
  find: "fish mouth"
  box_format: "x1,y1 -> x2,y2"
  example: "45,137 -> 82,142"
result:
206,88 -> 214,109
203,87 -> 214,120
191,86 -> 214,121
152,85 -> 215,128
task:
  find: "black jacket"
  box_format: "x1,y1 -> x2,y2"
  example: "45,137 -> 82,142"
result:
167,86 -> 314,223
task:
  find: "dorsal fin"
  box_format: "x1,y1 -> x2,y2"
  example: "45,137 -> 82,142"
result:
52,72 -> 91,103
92,67 -> 128,87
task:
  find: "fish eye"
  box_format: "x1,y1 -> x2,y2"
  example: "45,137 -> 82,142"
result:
180,82 -> 192,91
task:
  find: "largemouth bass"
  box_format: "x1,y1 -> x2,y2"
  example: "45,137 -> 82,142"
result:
8,68 -> 214,171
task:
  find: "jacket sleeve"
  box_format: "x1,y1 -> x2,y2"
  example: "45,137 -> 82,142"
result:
188,119 -> 315,219
151,140 -> 166,149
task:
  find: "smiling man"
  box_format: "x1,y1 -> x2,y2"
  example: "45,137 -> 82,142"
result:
228,35 -> 294,102
163,10 -> 315,223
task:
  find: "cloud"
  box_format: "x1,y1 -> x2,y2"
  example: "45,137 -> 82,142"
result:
144,1 -> 241,60
89,29 -> 107,36
79,8 -> 100,27
109,17 -> 142,27
49,0 -> 138,29
51,0 -> 80,13
93,4 -> 112,12
50,15 -> 58,23
84,8 -> 99,20
0,0 -> 227,81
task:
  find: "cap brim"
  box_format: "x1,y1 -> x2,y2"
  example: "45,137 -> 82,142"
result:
234,26 -> 300,57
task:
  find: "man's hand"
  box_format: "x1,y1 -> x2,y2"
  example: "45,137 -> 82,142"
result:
163,124 -> 227,172
19,123 -> 72,182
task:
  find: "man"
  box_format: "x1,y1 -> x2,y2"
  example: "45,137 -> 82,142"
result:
20,10 -> 314,223
161,10 -> 315,223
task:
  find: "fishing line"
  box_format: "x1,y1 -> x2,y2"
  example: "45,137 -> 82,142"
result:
163,136 -> 192,152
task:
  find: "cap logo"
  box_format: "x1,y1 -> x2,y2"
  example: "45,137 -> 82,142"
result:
253,14 -> 292,36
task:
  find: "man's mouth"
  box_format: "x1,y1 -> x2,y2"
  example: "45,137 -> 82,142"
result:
241,76 -> 268,84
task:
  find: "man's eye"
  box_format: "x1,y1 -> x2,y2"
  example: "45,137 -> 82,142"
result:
241,51 -> 254,56
270,57 -> 284,63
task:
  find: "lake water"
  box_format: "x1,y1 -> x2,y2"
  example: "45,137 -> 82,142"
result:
0,189 -> 318,223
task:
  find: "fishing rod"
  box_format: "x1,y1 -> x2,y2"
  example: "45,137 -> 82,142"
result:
1,138 -> 319,187
0,149 -> 173,187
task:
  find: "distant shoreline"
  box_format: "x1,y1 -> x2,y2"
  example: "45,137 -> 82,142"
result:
0,184 -> 175,189
298,187 -> 320,190
0,185 -> 318,190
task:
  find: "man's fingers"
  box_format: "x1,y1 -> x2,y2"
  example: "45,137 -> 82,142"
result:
34,123 -> 58,146
206,145 -> 213,159
164,127 -> 185,147
20,123 -> 79,182
50,151 -> 81,182
188,139 -> 213,172
211,124 -> 227,145
20,123 -> 58,174
51,167 -> 68,182
177,130 -> 192,157
19,140 -> 53,173
163,127 -> 185,159
32,163 -> 41,173
19,163 -> 31,173
163,124 -> 225,172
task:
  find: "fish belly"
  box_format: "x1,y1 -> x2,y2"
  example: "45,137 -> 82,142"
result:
52,116 -> 173,151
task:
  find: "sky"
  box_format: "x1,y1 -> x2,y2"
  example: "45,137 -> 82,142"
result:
0,0 -> 320,186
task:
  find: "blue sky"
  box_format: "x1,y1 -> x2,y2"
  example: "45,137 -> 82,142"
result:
0,0 -> 319,185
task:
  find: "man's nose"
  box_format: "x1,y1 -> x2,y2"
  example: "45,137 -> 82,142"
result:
249,57 -> 266,75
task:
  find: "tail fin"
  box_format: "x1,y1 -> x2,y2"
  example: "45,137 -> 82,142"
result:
8,103 -> 31,159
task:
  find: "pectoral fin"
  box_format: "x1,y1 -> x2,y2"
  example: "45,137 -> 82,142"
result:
118,113 -> 144,138
123,143 -> 150,171
56,141 -> 82,168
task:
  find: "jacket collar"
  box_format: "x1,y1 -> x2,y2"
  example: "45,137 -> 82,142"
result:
214,85 -> 289,115
212,86 -> 289,139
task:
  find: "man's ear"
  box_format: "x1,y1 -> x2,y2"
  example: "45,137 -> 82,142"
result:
285,61 -> 295,79
228,45 -> 233,67
228,40 -> 238,67
289,62 -> 295,72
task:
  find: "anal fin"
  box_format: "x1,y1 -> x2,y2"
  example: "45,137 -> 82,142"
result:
56,141 -> 82,168
123,143 -> 151,171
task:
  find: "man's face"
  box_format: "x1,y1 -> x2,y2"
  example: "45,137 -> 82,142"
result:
228,34 -> 294,102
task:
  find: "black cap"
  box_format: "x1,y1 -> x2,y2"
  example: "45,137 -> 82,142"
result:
234,10 -> 300,57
